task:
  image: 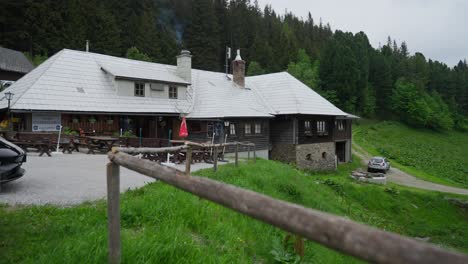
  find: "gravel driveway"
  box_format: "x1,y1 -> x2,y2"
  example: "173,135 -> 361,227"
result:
353,144 -> 468,195
0,152 -> 225,206
0,153 -> 155,206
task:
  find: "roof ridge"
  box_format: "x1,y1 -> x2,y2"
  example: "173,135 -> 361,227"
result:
4,49 -> 65,107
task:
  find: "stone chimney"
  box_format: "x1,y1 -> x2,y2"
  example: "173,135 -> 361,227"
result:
232,49 -> 245,88
176,50 -> 192,83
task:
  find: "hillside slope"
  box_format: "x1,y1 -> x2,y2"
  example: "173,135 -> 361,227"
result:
1,158 -> 467,263
354,121 -> 468,188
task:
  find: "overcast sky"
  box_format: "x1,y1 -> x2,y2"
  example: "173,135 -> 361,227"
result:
257,0 -> 467,67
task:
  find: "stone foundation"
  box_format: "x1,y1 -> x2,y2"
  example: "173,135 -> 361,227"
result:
270,144 -> 296,164
296,142 -> 336,171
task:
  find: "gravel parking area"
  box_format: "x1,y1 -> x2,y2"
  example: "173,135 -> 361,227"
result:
0,153 -> 155,206
0,153 -> 227,206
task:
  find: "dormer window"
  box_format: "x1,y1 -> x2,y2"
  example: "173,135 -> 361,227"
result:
169,85 -> 178,99
134,82 -> 145,97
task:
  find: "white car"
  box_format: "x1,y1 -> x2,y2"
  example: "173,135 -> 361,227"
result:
368,157 -> 390,173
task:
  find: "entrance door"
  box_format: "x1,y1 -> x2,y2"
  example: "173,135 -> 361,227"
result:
336,141 -> 346,162
172,119 -> 182,140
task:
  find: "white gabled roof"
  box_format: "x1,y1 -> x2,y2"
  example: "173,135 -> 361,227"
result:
0,49 -> 189,114
247,72 -> 347,116
187,70 -> 273,119
0,49 -> 347,118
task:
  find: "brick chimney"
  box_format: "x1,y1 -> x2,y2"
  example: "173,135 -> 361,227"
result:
176,50 -> 192,83
232,49 -> 245,88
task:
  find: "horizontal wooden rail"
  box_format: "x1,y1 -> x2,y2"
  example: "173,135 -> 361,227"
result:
107,151 -> 467,264
170,140 -> 255,148
114,145 -> 188,154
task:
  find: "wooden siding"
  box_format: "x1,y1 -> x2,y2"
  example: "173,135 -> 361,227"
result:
270,118 -> 295,145
187,119 -> 270,152
297,115 -> 335,144
334,119 -> 352,141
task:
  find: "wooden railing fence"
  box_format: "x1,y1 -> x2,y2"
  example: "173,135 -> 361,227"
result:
106,144 -> 467,264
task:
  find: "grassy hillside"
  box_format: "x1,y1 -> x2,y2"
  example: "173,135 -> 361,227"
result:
0,159 -> 467,263
354,121 -> 468,188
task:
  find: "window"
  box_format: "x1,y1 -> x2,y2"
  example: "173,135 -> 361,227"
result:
304,121 -> 312,136
134,83 -> 145,97
229,123 -> 236,135
336,120 -> 345,131
317,121 -> 328,136
245,123 -> 251,135
169,85 -> 178,99
255,123 -> 262,134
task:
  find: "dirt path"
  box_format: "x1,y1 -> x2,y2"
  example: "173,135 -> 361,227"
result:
352,144 -> 468,196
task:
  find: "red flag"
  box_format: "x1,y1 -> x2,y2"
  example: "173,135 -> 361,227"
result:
179,116 -> 188,138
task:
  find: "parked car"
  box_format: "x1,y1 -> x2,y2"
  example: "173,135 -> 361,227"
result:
0,137 -> 26,184
367,157 -> 390,173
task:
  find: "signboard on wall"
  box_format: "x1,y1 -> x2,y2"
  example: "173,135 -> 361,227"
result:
32,113 -> 61,132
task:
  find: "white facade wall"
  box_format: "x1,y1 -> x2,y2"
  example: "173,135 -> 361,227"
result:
115,80 -> 187,100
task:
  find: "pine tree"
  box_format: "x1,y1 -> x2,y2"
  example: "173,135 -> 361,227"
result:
184,0 -> 220,71
369,51 -> 393,118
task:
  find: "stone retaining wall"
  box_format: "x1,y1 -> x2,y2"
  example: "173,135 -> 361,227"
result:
296,142 -> 336,171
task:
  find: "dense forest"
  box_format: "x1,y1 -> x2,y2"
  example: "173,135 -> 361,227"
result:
1,0 -> 467,130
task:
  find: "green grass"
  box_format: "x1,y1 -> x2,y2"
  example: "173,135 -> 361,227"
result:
354,120 -> 468,188
0,158 -> 467,263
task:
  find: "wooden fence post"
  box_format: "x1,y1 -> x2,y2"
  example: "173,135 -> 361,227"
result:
247,144 -> 250,160
235,143 -> 239,167
253,144 -> 256,163
107,162 -> 121,264
213,146 -> 218,172
185,146 -> 192,176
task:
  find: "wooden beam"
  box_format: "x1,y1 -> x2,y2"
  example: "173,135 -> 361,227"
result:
235,143 -> 239,167
108,152 -> 468,264
185,146 -> 192,176
106,162 -> 121,264
253,144 -> 256,163
115,145 -> 188,154
213,146 -> 218,172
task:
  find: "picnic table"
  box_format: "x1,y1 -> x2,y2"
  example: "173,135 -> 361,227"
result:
86,136 -> 119,153
12,140 -> 52,157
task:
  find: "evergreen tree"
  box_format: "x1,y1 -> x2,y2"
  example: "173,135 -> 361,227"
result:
184,0 -> 220,71
369,51 -> 393,118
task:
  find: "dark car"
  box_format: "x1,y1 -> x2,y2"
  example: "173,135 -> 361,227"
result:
0,137 -> 26,184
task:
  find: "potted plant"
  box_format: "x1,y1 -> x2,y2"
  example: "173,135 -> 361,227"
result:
72,116 -> 80,123
106,117 -> 114,125
88,116 -> 97,124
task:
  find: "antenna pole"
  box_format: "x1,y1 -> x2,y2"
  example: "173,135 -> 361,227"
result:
225,46 -> 231,74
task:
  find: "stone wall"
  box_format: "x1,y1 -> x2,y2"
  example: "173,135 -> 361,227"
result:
270,144 -> 296,164
296,142 -> 336,171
